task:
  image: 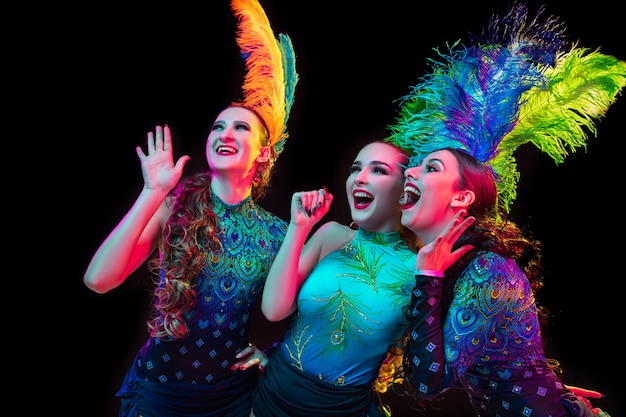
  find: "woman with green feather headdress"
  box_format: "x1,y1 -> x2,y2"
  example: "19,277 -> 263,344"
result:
83,0 -> 299,416
383,1 -> 624,416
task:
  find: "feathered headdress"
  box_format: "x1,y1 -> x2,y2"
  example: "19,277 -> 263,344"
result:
230,0 -> 299,156
386,1 -> 626,213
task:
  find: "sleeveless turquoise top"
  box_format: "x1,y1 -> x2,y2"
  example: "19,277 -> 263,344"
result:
279,228 -> 416,386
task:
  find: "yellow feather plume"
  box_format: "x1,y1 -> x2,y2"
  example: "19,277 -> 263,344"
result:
230,0 -> 298,151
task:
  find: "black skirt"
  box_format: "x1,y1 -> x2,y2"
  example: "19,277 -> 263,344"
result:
117,353 -> 258,417
252,349 -> 373,417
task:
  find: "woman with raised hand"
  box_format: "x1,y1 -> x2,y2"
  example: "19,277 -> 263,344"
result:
386,2 -> 625,416
83,1 -> 299,415
248,140 -> 472,417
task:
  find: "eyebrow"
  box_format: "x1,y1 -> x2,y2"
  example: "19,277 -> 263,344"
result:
424,157 -> 442,165
214,119 -> 251,125
353,160 -> 393,168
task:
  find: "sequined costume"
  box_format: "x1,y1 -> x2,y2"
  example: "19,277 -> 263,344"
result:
408,251 -> 597,417
252,228 -> 416,417
117,195 -> 288,417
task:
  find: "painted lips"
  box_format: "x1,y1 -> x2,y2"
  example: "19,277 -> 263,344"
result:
402,183 -> 420,209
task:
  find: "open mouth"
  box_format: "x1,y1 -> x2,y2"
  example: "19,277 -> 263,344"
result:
402,185 -> 420,209
216,145 -> 237,155
353,191 -> 373,209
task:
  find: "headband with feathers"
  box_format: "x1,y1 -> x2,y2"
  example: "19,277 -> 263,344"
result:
386,1 -> 626,214
230,0 -> 298,157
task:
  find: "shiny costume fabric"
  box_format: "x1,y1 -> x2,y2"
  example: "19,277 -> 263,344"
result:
252,228 -> 416,416
408,251 -> 597,417
117,195 -> 288,417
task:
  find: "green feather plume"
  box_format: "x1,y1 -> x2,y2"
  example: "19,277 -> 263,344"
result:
504,47 -> 626,163
387,1 -> 626,214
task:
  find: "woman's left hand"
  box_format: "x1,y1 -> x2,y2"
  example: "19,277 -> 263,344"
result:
415,210 -> 475,272
231,345 -> 269,372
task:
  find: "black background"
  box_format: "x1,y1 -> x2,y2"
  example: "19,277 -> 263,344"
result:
29,1 -> 622,415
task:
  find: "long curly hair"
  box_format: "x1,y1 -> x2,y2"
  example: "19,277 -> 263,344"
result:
146,172 -> 221,339
377,148 -> 546,411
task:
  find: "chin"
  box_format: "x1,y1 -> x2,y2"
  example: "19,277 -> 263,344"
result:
350,210 -> 370,227
400,212 -> 414,229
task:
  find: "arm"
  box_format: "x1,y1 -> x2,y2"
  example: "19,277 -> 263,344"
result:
261,188 -> 334,321
83,125 -> 190,293
407,211 -> 475,397
407,265 -> 483,397
405,273 -> 446,399
414,252 -> 535,397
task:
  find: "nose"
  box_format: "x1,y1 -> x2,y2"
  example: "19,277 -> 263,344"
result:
219,126 -> 235,141
355,169 -> 368,185
405,166 -> 419,179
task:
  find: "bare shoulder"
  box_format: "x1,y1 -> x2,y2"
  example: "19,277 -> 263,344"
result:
316,221 -> 353,239
313,221 -> 356,259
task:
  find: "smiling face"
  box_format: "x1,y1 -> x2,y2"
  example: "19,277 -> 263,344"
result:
206,106 -> 270,180
345,142 -> 408,233
401,149 -> 473,245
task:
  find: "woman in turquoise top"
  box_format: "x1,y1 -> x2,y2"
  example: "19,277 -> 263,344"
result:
250,141 -> 415,417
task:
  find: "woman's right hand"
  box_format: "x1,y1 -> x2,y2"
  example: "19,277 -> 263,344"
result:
136,125 -> 190,193
290,187 -> 333,227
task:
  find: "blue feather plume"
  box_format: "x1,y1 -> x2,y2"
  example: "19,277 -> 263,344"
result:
386,1 -> 625,213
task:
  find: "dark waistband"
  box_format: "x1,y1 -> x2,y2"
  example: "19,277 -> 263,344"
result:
252,350 -> 372,417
